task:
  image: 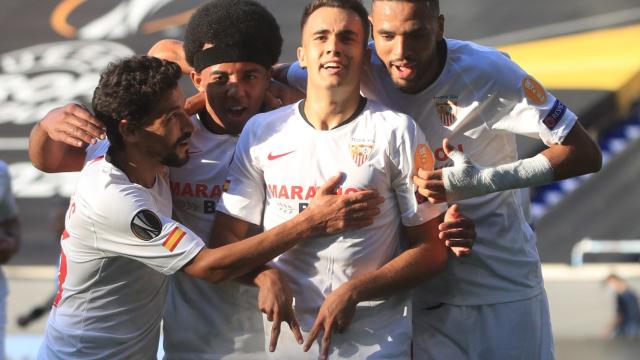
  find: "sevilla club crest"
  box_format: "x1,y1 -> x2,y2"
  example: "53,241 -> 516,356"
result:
434,95 -> 458,126
350,143 -> 374,167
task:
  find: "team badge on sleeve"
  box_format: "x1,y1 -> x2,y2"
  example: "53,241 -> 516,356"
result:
131,209 -> 162,240
522,76 -> 547,105
414,144 -> 435,171
350,143 -> 374,167
163,227 -> 187,252
434,95 -> 458,126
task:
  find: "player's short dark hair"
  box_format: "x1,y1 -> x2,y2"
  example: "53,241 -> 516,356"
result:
301,0 -> 370,46
372,0 -> 439,16
92,56 -> 182,150
183,0 -> 282,70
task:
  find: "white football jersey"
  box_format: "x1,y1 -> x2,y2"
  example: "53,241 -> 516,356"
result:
163,116 -> 264,359
288,39 -> 577,306
218,99 -> 446,357
39,155 -> 204,359
81,116 -> 266,359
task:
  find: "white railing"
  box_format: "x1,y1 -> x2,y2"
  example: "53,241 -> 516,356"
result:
571,238 -> 640,266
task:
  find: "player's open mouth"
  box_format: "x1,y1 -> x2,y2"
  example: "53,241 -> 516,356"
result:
391,62 -> 416,79
320,61 -> 344,75
226,106 -> 247,119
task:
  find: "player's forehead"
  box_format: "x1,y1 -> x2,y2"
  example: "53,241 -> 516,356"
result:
302,6 -> 365,39
202,61 -> 268,76
371,1 -> 434,30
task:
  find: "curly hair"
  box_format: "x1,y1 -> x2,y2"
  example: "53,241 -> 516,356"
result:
183,0 -> 282,69
91,56 -> 182,150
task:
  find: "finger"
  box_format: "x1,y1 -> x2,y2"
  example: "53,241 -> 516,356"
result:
447,204 -> 461,218
427,194 -> 447,204
347,190 -> 383,204
288,316 -> 304,345
439,229 -> 475,241
304,321 -> 322,352
65,123 -> 99,145
317,173 -> 344,196
451,247 -> 472,257
184,92 -> 206,116
439,217 -> 474,231
445,239 -> 474,249
442,138 -> 455,157
269,314 -> 282,352
413,175 -> 428,190
68,111 -> 106,140
320,327 -> 333,360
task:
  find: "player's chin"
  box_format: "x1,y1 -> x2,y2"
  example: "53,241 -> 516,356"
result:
161,150 -> 190,167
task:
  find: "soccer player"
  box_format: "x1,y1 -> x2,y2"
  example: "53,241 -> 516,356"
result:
0,159 -> 21,358
29,1 -> 313,358
215,0 -> 455,358
279,0 -> 603,358
37,55 -> 383,359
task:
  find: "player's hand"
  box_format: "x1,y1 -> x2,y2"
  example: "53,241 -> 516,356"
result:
440,204 -> 475,257
255,268 -> 303,352
413,167 -> 446,204
307,173 -> 384,236
304,284 -> 357,360
184,92 -> 206,116
263,80 -> 304,111
39,103 -> 106,148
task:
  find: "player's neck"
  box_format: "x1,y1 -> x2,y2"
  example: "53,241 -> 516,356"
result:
304,86 -> 361,130
109,147 -> 159,188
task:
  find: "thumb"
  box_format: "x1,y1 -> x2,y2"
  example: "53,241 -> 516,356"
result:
442,138 -> 455,157
184,92 -> 206,116
317,172 -> 344,195
447,204 -> 461,220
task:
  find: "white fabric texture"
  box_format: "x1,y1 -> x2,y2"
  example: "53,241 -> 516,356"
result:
219,99 -> 445,357
39,156 -> 204,359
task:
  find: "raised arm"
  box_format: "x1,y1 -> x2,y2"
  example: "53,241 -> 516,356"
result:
415,126 -> 602,204
29,104 -> 105,173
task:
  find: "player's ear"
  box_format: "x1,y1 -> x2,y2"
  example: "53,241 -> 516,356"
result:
437,14 -> 445,39
119,119 -> 137,142
297,46 -> 306,69
190,70 -> 204,92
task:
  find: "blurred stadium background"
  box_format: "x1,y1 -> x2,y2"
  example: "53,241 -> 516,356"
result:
1,0 -> 639,358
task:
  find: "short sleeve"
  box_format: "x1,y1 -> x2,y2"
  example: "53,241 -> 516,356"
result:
216,121 -> 266,225
0,161 -> 18,221
388,118 -> 447,227
286,62 -> 308,94
84,184 -> 205,275
486,58 -> 577,146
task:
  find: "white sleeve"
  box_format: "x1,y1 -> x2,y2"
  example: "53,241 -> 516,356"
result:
84,139 -> 110,164
486,58 -> 577,146
286,62 -> 308,94
87,185 -> 204,275
216,121 -> 266,225
0,161 -> 18,221
388,118 -> 447,227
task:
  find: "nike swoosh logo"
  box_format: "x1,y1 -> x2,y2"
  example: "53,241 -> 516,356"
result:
267,150 -> 295,161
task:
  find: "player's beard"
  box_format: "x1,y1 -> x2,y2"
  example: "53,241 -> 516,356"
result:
161,133 -> 191,167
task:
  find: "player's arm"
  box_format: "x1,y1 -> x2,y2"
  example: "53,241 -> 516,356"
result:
183,173 -> 382,283
147,39 -> 193,75
28,104 -> 105,172
416,126 -> 601,203
304,213 -> 448,358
